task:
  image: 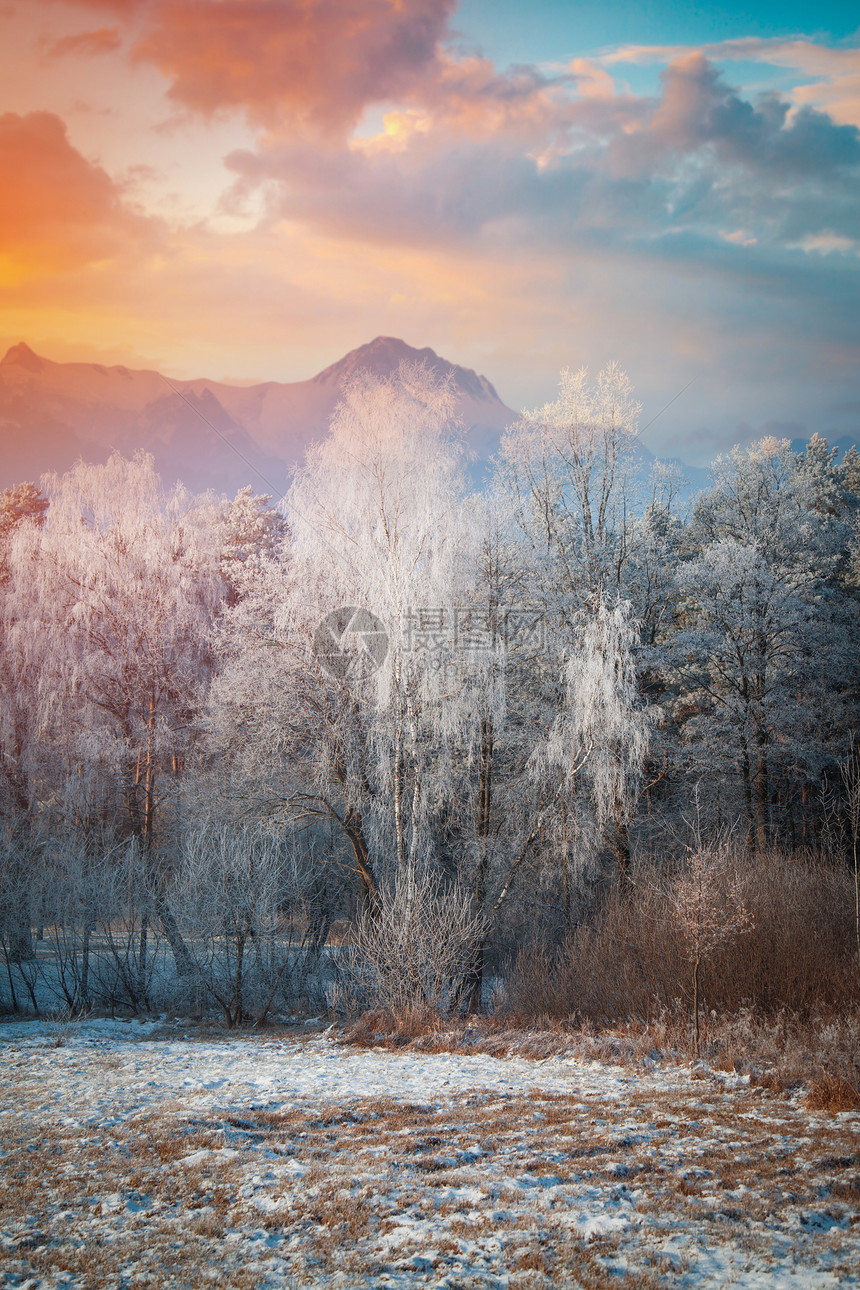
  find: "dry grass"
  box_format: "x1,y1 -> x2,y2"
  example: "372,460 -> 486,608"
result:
340,1005 -> 860,1108
806,1071 -> 860,1114
2,1043 -> 859,1288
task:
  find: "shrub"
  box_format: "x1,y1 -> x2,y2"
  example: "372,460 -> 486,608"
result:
341,873 -> 485,1027
508,848 -> 859,1027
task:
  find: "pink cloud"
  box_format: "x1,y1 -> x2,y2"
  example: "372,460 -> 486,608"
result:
605,36 -> 860,130
130,0 -> 456,137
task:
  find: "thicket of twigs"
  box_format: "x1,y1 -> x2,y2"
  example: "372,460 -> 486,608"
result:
338,847 -> 860,1099
509,848 -> 858,1022
499,847 -> 860,1092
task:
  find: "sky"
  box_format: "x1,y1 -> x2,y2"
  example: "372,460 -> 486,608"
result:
0,0 -> 858,463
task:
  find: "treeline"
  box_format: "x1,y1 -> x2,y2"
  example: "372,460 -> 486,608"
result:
1,362 -> 859,1025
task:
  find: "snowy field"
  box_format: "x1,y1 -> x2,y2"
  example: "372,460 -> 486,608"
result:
1,1020 -> 858,1288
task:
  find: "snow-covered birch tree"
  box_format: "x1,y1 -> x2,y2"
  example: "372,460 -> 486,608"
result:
540,597 -> 654,879
496,365 -> 654,881
286,362 -> 474,906
212,363 -> 485,926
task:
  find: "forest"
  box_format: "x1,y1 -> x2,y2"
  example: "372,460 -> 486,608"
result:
1,361 -> 859,1067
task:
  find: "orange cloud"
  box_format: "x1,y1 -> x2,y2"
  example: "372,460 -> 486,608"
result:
0,111 -> 156,280
42,0 -> 146,11
129,0 -> 456,137
42,26 -> 123,59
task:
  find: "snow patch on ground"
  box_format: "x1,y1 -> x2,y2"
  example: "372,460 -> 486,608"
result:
1,1018 -> 858,1287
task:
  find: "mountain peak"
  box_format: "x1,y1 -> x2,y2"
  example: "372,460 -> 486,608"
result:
312,336 -> 439,385
2,342 -> 44,373
311,336 -> 503,405
0,337 -> 516,494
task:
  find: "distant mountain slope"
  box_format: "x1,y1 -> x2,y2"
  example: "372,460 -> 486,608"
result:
312,336 -> 503,403
0,338 -> 517,496
5,338 -> 842,503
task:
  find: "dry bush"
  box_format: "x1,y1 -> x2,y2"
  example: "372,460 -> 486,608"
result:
805,1071 -> 860,1114
713,849 -> 859,1013
510,848 -> 859,1026
507,875 -> 685,1024
341,873 -> 485,1027
705,849 -> 858,1013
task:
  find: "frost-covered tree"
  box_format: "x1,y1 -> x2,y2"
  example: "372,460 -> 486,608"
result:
841,445 -> 860,500
211,484 -> 289,605
498,362 -> 642,619
33,453 -> 224,846
670,438 -> 857,847
209,528 -> 383,913
433,493 -> 548,1009
0,481 -> 51,835
0,483 -> 48,584
7,452 -> 227,975
540,597 -> 654,878
495,365 -> 654,882
213,363 -> 480,921
624,465 -> 686,650
0,484 -> 52,960
287,362 -> 473,903
172,824 -> 302,1026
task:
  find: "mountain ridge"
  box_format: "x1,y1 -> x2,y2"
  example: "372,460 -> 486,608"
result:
0,337 -> 515,495
5,338 -> 845,502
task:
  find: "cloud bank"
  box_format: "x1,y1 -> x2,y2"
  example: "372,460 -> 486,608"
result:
5,1 -> 859,459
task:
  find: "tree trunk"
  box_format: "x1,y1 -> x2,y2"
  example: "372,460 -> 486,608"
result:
2,942 -> 19,1012
154,889 -> 197,979
142,684 -> 157,852
739,734 -> 756,853
692,953 -> 700,1058
231,931 -> 245,1027
406,730 -> 422,920
136,915 -> 148,1006
6,823 -> 35,964
754,728 -> 769,852
853,831 -> 859,968
343,805 -> 378,914
478,718 -> 493,841
461,936 -> 487,1016
6,904 -> 34,964
561,797 -> 573,927
461,717 -> 495,1014
79,914 -> 93,1012
393,724 -> 406,877
607,795 -> 631,883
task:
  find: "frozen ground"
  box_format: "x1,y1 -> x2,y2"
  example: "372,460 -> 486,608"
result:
1,1019 -> 858,1288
